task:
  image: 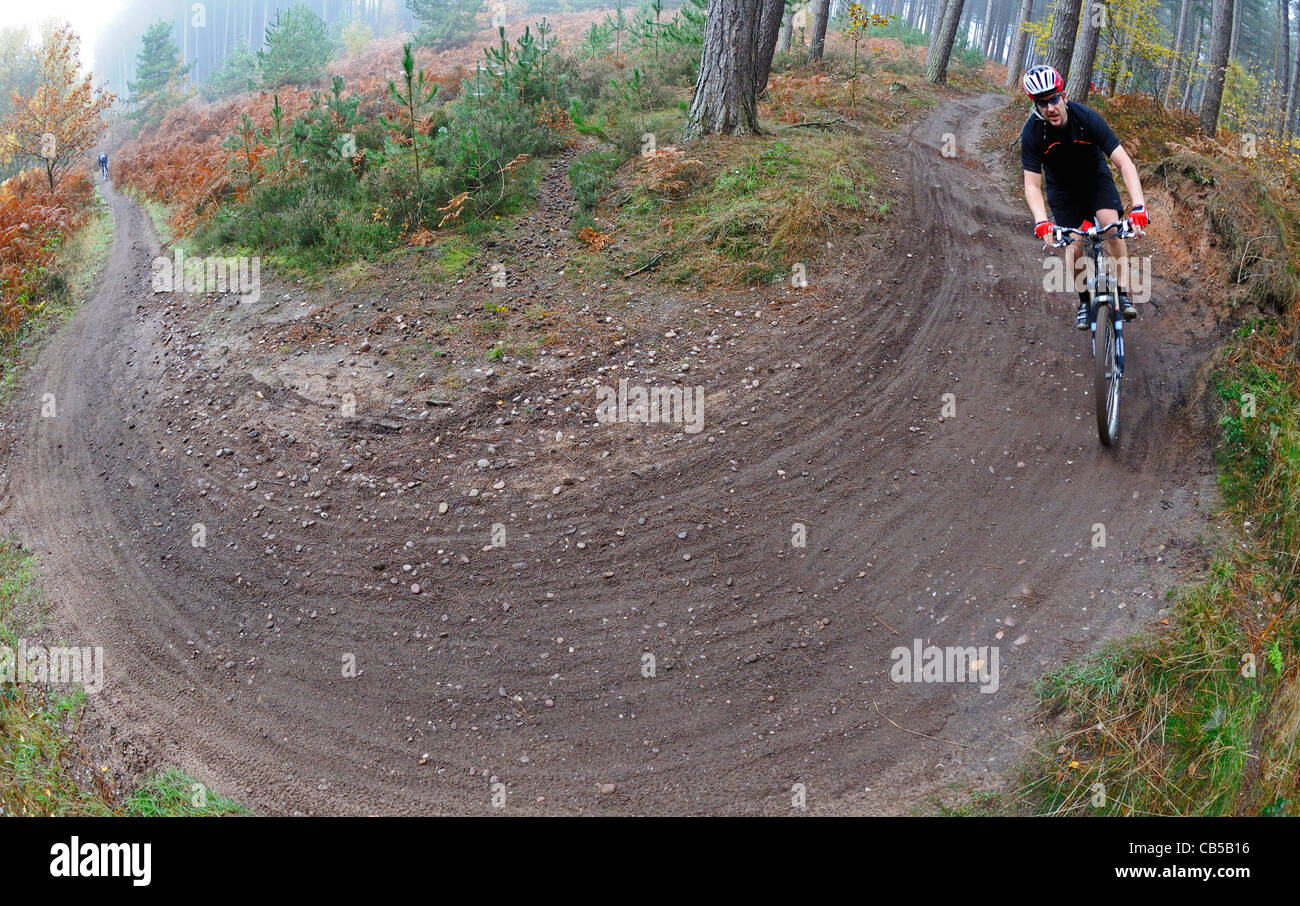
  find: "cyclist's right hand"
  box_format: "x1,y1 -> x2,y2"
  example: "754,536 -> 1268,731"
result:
1034,220 -> 1054,241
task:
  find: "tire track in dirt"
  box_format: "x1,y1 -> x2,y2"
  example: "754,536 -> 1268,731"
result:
0,93 -> 1217,814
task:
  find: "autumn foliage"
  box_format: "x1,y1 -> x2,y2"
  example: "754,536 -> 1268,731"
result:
0,24 -> 106,343
0,169 -> 93,341
117,22 -> 569,260
636,147 -> 705,197
115,67 -> 462,238
116,89 -> 315,237
0,25 -> 114,194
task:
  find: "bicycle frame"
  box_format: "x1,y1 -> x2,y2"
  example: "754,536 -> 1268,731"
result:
1049,219 -> 1136,446
1087,232 -> 1123,376
1053,220 -> 1132,372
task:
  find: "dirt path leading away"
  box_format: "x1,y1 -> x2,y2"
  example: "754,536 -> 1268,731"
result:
0,93 -> 1218,814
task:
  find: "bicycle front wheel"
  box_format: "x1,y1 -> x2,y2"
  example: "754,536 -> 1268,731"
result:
1094,303 -> 1121,446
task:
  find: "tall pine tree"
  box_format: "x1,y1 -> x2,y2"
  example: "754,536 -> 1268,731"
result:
258,3 -> 333,89
128,20 -> 190,130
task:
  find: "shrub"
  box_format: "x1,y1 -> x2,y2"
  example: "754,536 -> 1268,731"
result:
569,148 -> 623,211
0,169 -> 93,345
131,20 -> 577,263
951,34 -> 985,69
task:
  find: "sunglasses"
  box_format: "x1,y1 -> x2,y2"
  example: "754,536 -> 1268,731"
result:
1034,92 -> 1063,109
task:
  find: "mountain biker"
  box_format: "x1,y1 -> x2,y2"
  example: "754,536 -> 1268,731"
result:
1019,65 -> 1149,330
98,152 -> 109,179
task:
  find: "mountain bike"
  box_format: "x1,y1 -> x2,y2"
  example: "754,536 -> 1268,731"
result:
1049,218 -> 1138,447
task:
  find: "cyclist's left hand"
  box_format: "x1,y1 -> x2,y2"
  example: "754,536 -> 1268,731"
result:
1128,204 -> 1148,229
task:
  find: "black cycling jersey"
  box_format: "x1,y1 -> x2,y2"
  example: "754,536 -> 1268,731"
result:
1020,101 -> 1120,190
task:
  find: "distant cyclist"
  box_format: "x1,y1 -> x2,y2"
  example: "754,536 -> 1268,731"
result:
1019,65 -> 1149,329
98,152 -> 109,179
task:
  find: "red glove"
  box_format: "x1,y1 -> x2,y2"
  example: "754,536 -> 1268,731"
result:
1129,204 -> 1148,228
1034,220 -> 1054,240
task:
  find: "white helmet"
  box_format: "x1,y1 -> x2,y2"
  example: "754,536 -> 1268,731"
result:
1022,65 -> 1064,99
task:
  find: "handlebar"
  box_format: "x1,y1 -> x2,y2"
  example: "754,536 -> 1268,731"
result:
1048,218 -> 1138,248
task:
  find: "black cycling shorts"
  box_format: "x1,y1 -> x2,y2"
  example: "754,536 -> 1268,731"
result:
1046,170 -> 1123,230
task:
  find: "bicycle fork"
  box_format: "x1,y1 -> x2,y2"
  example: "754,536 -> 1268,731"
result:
1088,264 -> 1125,377
1089,304 -> 1125,371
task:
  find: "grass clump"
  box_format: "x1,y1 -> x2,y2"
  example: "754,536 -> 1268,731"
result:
122,768 -> 247,816
569,148 -> 625,230
600,131 -> 876,285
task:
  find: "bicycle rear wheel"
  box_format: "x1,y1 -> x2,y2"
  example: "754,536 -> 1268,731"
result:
1094,303 -> 1121,446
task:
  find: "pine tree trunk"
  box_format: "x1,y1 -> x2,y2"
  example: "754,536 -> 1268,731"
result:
997,0 -> 1012,58
926,0 -> 966,82
1165,0 -> 1188,106
980,0 -> 996,54
1004,0 -> 1034,87
778,7 -> 794,51
222,1 -> 231,70
1181,12 -> 1202,108
1288,17 -> 1300,134
686,0 -> 766,137
1199,0 -> 1234,136
929,0 -> 949,54
1228,0 -> 1241,63
983,0 -> 999,57
1043,0 -> 1083,86
987,0 -> 1008,58
1274,0 -> 1284,81
810,0 -> 831,61
922,0 -> 937,33
753,0 -> 787,96
1279,0 -> 1291,136
1066,1 -> 1102,102
1002,0 -> 1016,62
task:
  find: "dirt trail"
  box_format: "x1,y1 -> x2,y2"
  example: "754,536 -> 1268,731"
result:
0,93 -> 1218,814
